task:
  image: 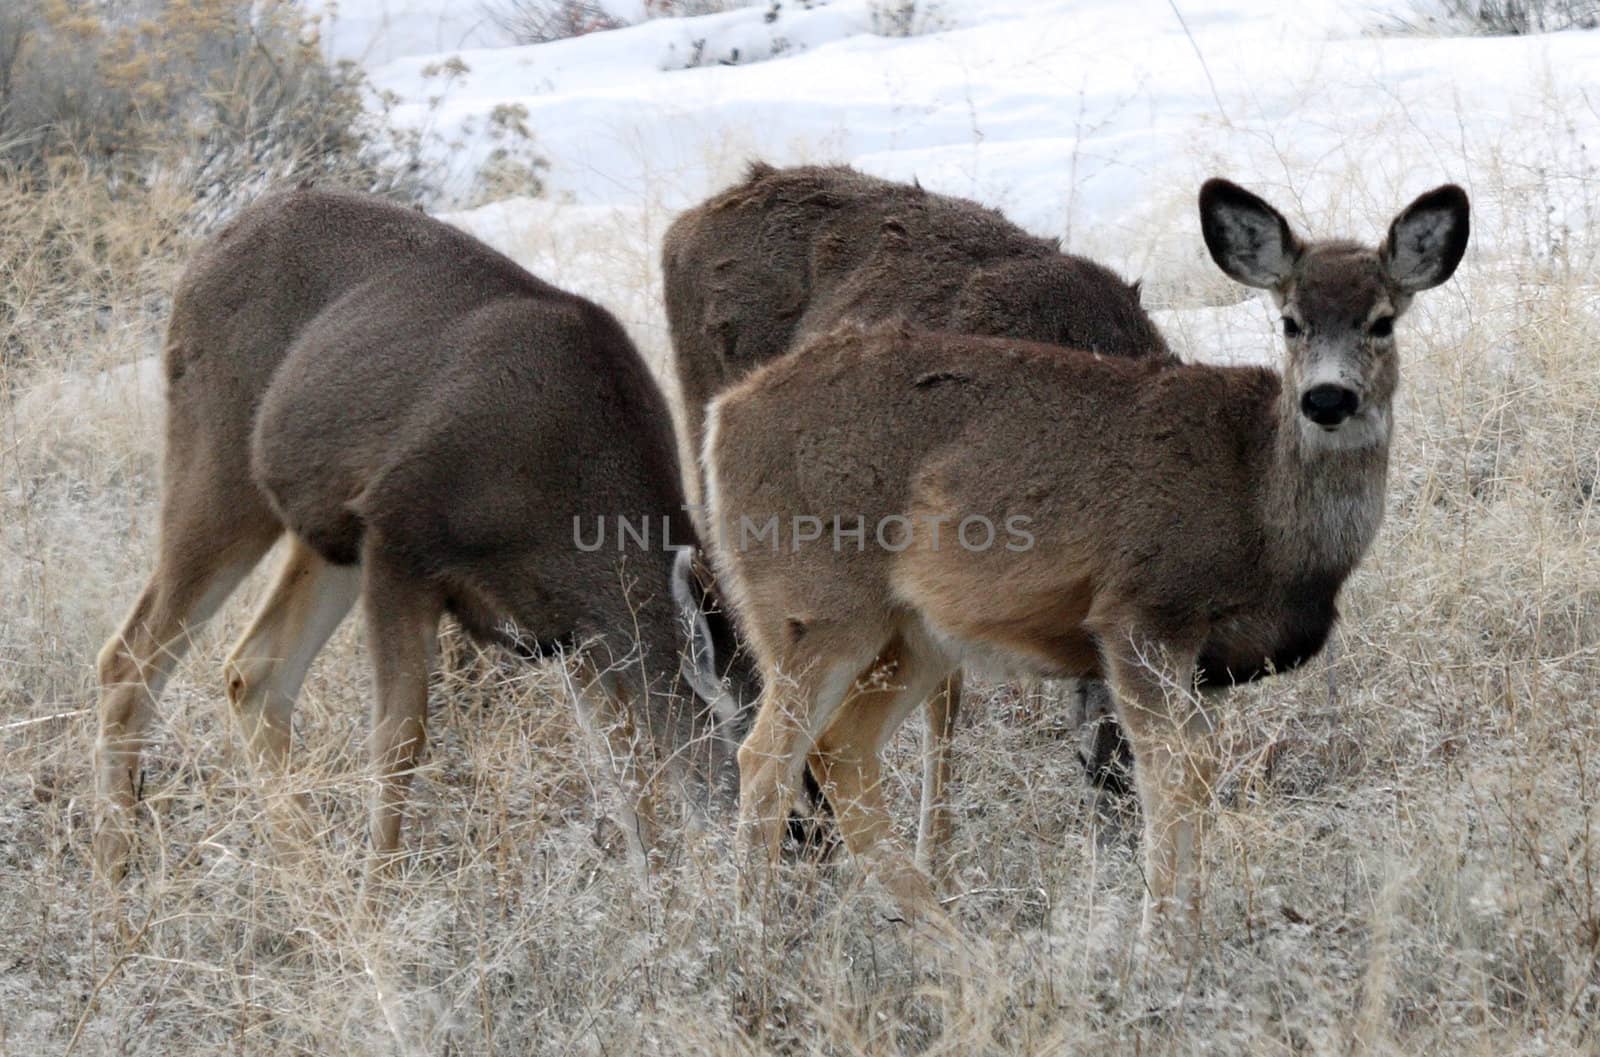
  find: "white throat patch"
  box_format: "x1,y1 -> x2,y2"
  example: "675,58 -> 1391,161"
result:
1298,403 -> 1391,453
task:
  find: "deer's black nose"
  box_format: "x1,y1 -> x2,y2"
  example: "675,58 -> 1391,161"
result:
1300,384 -> 1359,427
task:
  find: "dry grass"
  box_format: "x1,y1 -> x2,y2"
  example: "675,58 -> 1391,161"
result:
3,129 -> 1599,1057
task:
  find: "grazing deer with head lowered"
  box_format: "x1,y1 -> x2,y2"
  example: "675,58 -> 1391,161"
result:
664,162 -> 1170,878
700,178 -> 1468,932
93,185 -> 751,884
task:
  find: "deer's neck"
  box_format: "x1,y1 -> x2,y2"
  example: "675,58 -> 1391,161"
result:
1261,386 -> 1391,585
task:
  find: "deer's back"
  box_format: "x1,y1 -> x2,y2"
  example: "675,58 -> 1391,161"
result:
708,325 -> 1278,660
165,187 -> 548,397
664,163 -> 1173,450
164,186 -> 688,636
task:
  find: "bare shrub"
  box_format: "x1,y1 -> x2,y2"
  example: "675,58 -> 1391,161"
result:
870,0 -> 946,37
484,0 -> 627,45
0,1 -> 460,385
1385,0 -> 1600,34
465,102 -> 551,205
0,0 -> 427,216
644,0 -> 753,15
0,163 -> 189,379
482,0 -> 764,44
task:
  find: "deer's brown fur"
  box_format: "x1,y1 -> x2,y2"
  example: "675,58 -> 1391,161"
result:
664,162 -> 1170,877
93,185 -> 747,884
664,162 -> 1172,479
703,178 -> 1469,933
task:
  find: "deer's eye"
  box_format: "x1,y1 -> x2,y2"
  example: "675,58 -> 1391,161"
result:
1368,316 -> 1394,339
1282,317 -> 1302,338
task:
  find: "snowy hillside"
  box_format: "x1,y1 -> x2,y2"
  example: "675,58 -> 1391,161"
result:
306,0 -> 1600,375
313,0 -> 515,65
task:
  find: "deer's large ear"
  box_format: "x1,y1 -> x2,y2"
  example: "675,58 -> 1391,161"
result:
672,547 -> 739,728
1199,178 -> 1303,289
1382,184 -> 1470,293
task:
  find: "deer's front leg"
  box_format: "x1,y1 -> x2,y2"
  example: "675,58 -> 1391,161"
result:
1102,634 -> 1214,942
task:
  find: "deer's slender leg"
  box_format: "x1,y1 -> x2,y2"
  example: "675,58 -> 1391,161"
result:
223,537 -> 360,856
94,528 -> 277,879
1102,636 -> 1212,940
573,660 -> 663,884
360,549 -> 441,873
915,669 -> 962,885
1074,678 -> 1135,823
811,650 -> 950,925
737,649 -> 869,898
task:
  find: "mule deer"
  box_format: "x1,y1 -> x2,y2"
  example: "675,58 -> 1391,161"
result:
93,185 -> 749,883
701,178 -> 1468,931
664,162 -> 1170,877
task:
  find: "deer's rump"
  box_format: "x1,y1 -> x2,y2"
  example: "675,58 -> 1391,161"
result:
243,278 -> 694,679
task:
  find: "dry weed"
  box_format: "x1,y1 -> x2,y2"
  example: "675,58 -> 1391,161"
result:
2,98 -> 1598,1057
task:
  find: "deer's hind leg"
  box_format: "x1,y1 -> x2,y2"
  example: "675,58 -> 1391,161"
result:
810,638 -> 952,927
737,637 -> 880,902
222,536 -> 360,858
94,487 -> 279,880
359,545 -> 443,876
571,658 -> 667,885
